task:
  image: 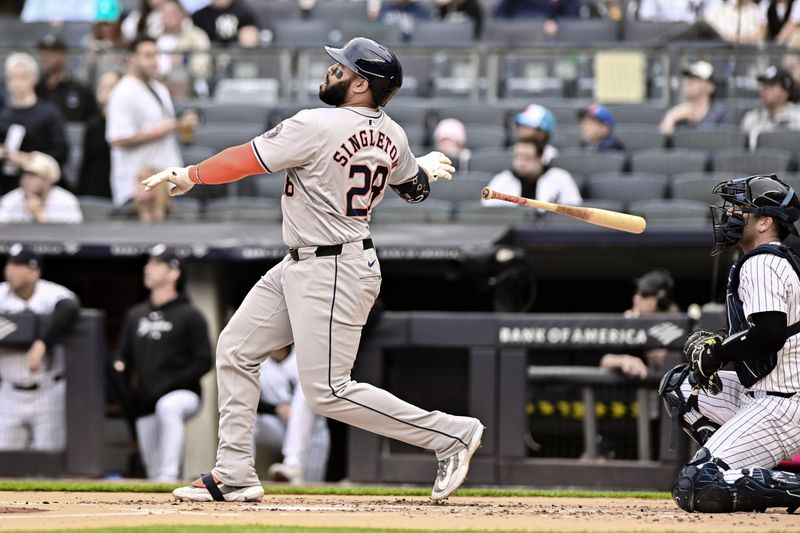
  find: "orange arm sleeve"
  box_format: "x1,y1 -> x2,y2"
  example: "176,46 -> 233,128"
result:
188,142 -> 267,185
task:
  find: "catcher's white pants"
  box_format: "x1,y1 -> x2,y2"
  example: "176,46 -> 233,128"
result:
255,385 -> 331,482
136,389 -> 200,482
212,246 -> 479,487
680,370 -> 800,468
0,380 -> 66,451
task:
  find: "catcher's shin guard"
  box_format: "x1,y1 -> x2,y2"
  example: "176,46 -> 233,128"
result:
673,448 -> 800,513
659,364 -> 721,445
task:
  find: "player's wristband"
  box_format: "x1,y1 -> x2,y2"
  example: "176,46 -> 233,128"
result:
189,164 -> 206,185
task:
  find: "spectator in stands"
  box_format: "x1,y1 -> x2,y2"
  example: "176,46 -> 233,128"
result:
659,60 -> 729,135
0,52 -> 68,196
106,36 -> 197,208
704,0 -> 766,45
122,0 -> 165,42
636,0 -> 704,22
514,103 -> 558,164
763,0 -> 800,43
192,0 -> 260,48
0,151 -> 82,223
482,137 -> 582,207
493,0 -> 580,37
0,243 -> 80,452
134,165 -> 171,222
156,0 -> 211,97
432,118 -> 470,172
741,65 -> 800,149
256,345 -> 330,484
35,35 -> 98,123
436,0 -> 484,39
371,0 -> 431,42
115,244 -> 213,483
77,71 -> 119,198
600,268 -> 678,379
578,103 -> 624,152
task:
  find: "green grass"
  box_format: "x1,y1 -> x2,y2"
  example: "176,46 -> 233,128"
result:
0,479 -> 669,499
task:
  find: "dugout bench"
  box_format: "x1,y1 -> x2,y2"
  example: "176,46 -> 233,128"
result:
351,312 -> 691,490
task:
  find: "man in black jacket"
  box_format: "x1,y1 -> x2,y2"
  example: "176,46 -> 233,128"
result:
116,244 -> 212,483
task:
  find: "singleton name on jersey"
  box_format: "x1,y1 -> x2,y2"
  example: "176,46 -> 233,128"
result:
333,129 -> 399,169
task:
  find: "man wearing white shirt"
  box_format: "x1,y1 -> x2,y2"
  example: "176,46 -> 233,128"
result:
0,151 -> 82,224
637,0 -> 705,22
106,36 -> 197,208
481,138 -> 582,208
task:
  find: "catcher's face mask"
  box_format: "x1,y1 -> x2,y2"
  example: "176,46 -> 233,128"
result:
710,175 -> 799,255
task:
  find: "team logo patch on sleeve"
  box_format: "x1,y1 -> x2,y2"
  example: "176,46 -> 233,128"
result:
263,122 -> 283,139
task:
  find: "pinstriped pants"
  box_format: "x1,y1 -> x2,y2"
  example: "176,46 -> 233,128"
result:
680,370 -> 800,469
212,243 -> 479,487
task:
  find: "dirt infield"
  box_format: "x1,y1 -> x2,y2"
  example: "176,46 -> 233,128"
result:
0,492 -> 798,532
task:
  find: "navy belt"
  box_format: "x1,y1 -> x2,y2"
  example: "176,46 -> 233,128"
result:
289,238 -> 373,261
11,374 -> 64,391
746,390 -> 796,398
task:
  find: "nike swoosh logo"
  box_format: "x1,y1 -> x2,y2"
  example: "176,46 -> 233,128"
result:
368,259 -> 376,268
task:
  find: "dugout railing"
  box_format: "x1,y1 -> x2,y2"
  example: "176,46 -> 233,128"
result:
351,311 -> 692,490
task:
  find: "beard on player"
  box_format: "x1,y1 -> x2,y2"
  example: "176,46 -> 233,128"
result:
319,74 -> 353,106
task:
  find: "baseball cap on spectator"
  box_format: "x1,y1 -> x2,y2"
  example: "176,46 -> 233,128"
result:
149,243 -> 182,270
433,118 -> 467,146
682,60 -> 714,82
514,104 -> 556,136
757,65 -> 795,92
20,152 -> 61,184
578,103 -> 615,130
6,243 -> 42,269
38,34 -> 68,51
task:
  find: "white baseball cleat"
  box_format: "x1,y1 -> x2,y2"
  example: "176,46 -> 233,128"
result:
172,473 -> 265,502
430,422 -> 484,502
266,463 -> 304,485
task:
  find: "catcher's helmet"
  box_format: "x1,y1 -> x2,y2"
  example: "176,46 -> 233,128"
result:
711,174 -> 800,255
324,37 -> 402,107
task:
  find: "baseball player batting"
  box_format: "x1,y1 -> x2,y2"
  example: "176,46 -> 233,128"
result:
143,37 -> 484,503
659,174 -> 800,513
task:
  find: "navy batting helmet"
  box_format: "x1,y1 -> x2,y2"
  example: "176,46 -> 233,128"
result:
324,37 -> 402,107
711,174 -> 800,255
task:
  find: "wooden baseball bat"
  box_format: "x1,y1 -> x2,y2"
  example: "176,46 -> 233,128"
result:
481,187 -> 647,234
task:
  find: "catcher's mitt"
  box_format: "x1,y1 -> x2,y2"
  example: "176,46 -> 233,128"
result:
683,329 -> 726,395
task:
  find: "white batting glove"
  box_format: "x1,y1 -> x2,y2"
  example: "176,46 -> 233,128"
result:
141,166 -> 194,196
416,151 -> 455,182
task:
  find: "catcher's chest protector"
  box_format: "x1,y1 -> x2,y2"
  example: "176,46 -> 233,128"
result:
726,243 -> 800,387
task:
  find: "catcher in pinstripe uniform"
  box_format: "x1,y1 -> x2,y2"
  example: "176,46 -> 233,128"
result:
660,175 -> 800,513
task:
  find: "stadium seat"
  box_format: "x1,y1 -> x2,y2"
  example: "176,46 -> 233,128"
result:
214,79 -> 279,105
544,101 -> 589,126
551,150 -> 626,177
309,1 -> 368,22
623,21 -> 691,43
169,198 -> 203,222
673,127 -> 747,151
483,20 -> 549,46
549,126 -> 582,150
630,148 -> 707,176
670,173 -> 730,205
205,197 -> 282,222
78,196 -> 114,221
454,201 -> 530,224
585,173 -> 669,203
269,20 -> 335,46
387,101 -> 434,130
404,125 -> 429,147
555,20 -> 619,42
755,130 -> 800,154
464,125 -> 507,150
468,148 -> 513,174
629,199 -> 710,228
251,0 -> 301,24
201,103 -> 271,129
711,148 -> 792,175
59,21 -> 93,48
614,126 -> 666,151
606,106 -> 665,126
337,20 -> 403,46
252,173 -> 287,199
412,21 -> 475,46
0,19 -> 50,48
436,104 -> 509,128
191,123 -> 266,153
371,198 -> 453,224
181,145 -> 216,165
429,172 -> 492,203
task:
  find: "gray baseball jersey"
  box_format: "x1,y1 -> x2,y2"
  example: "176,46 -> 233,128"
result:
250,106 -> 418,248
210,106 -> 482,488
